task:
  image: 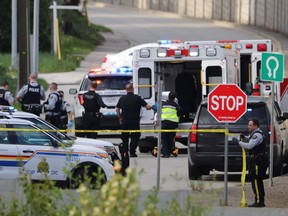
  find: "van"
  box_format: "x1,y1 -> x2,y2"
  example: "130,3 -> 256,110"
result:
188,96 -> 288,179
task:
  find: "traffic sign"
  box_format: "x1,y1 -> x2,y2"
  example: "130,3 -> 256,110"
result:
208,84 -> 247,123
261,53 -> 284,82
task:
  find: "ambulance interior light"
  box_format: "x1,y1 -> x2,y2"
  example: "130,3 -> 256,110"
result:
206,48 -> 217,56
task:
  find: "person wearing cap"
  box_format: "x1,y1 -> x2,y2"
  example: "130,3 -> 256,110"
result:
161,91 -> 180,158
0,81 -> 14,106
16,72 -> 46,116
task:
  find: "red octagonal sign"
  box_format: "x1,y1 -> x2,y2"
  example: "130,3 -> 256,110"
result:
208,84 -> 247,123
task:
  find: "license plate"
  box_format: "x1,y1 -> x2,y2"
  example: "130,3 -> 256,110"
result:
103,96 -> 119,105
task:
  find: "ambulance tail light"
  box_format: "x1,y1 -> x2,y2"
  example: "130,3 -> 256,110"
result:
206,48 -> 217,56
257,44 -> 267,52
190,124 -> 197,143
189,45 -> 199,56
157,47 -> 167,57
78,93 -> 84,105
103,56 -> 108,63
246,44 -> 253,49
268,125 -> 277,143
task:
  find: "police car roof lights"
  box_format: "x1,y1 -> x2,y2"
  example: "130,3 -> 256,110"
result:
0,106 -> 16,113
111,66 -> 133,74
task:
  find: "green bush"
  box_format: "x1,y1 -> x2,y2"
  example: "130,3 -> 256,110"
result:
0,165 -> 213,216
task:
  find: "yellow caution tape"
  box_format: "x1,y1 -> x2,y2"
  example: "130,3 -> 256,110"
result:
0,128 -> 232,134
239,147 -> 247,207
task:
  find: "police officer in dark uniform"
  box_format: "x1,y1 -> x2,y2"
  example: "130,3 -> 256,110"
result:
16,73 -> 46,116
43,82 -> 63,129
233,118 -> 268,207
82,81 -> 107,139
0,81 -> 14,106
161,92 -> 180,158
116,83 -> 151,176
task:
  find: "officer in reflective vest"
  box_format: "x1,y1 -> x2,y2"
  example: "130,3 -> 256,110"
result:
0,81 -> 14,106
16,73 -> 46,116
161,92 -> 180,158
233,118 -> 268,207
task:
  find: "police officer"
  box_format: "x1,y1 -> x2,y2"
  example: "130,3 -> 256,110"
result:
59,90 -> 73,129
82,81 -> 107,139
0,81 -> 14,106
43,82 -> 63,128
233,118 -> 268,207
116,83 -> 151,176
16,73 -> 46,116
161,92 -> 180,158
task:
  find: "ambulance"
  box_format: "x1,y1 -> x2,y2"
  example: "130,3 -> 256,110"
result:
184,39 -> 288,111
132,43 -> 241,152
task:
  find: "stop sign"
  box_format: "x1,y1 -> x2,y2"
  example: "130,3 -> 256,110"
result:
208,84 -> 247,123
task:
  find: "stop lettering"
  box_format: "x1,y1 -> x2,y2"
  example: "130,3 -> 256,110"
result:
210,95 -> 244,111
208,84 -> 247,123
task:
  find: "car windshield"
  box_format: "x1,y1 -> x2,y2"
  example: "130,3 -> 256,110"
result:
81,76 -> 132,91
198,103 -> 268,126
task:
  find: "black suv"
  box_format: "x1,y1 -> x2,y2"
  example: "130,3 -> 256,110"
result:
188,96 -> 288,179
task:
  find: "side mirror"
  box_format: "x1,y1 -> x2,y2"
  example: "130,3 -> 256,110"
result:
69,88 -> 77,95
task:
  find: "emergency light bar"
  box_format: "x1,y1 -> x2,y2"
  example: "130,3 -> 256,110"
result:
89,66 -> 132,76
0,106 -> 15,113
158,39 -> 181,45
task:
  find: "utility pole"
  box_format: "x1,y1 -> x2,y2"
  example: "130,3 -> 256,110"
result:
18,0 -> 30,90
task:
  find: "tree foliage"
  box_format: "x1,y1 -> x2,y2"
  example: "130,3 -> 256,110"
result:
0,0 -> 52,53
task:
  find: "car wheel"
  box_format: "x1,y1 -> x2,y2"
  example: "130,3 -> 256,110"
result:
188,160 -> 202,180
69,164 -> 107,189
273,155 -> 284,177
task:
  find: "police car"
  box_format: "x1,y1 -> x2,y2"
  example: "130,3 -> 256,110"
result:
0,118 -> 114,188
69,68 -> 132,136
0,106 -> 120,162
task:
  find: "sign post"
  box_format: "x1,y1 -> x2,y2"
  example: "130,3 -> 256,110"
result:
208,84 -> 247,206
261,52 -> 285,187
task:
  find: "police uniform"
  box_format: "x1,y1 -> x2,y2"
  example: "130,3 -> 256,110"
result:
60,100 -> 73,129
239,128 -> 268,207
161,99 -> 180,157
17,82 -> 45,116
116,92 -> 148,174
0,87 -> 14,106
82,90 -> 107,139
44,91 -> 63,128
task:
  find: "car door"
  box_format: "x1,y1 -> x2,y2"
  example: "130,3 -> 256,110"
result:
12,124 -> 67,181
0,122 -> 19,179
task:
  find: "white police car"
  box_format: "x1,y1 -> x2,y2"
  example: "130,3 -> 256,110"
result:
0,118 -> 114,188
0,106 -> 120,162
69,68 -> 132,136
